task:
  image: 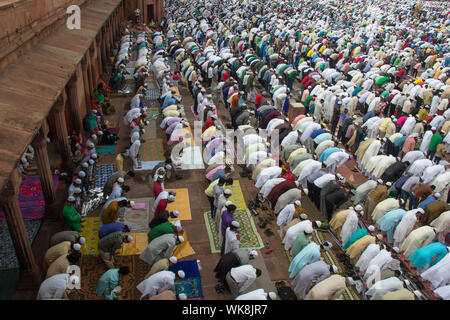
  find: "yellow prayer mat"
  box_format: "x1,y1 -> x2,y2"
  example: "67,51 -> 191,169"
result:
169,86 -> 180,98
172,231 -> 195,260
80,217 -> 101,256
116,233 -> 148,256
106,121 -> 119,129
166,188 -> 192,221
228,180 -> 247,210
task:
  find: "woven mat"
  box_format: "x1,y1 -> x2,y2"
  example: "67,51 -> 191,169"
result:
166,189 -> 192,221
80,217 -> 101,256
92,164 -> 115,188
169,260 -> 203,300
204,209 -> 264,253
123,198 -> 154,233
145,107 -> 160,120
106,121 -> 119,129
145,89 -> 160,100
0,219 -> 41,269
228,180 -> 247,210
121,79 -> 135,94
138,139 -> 165,162
116,233 -> 149,256
172,230 -> 196,260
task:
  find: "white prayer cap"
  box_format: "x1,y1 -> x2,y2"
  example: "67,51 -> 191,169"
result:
376,233 -> 383,241
431,127 -> 436,130
78,237 -> 86,245
168,195 -> 175,201
434,193 -> 441,198
413,290 -> 423,299
331,265 -> 338,273
211,114 -> 218,119
368,225 -> 375,232
177,270 -> 186,278
346,277 -> 356,285
382,137 -> 387,142
322,241 -> 332,251
88,159 -> 94,165
268,292 -> 277,299
354,122 -> 359,126
400,199 -> 405,205
91,134 -> 97,140
355,205 -> 363,211
417,208 -> 425,214
87,142 -> 95,148
248,250 -> 258,258
225,201 -> 233,206
378,179 -> 385,184
177,236 -> 184,243
169,256 -> 178,264
73,187 -> 82,194
315,220 -> 322,228
304,225 -> 313,234
82,162 -> 89,168
393,247 -> 400,253
294,200 -> 301,206
158,174 -> 165,180
68,275 -> 80,287
176,225 -> 182,232
165,164 -> 172,170
300,213 -> 308,220
117,177 -> 125,183
386,181 -> 393,187
74,178 -> 82,184
67,196 -> 76,202
172,210 -> 179,217
141,129 -> 146,134
73,243 -> 81,251
224,189 -> 232,195
266,142 -> 271,147
97,131 -> 103,136
130,201 -> 136,208
126,235 -> 133,242
441,130 -> 446,134
168,190 -> 177,196
178,293 -> 187,300
352,115 -> 357,119
231,221 -> 240,228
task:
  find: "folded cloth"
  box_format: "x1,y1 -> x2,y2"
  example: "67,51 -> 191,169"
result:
132,202 -> 148,211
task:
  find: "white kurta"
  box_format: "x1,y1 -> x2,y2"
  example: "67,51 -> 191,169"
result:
36,273 -> 69,300
421,253 -> 450,289
255,166 -> 282,189
355,243 -> 380,275
393,209 -> 421,248
351,180 -> 377,205
260,178 -> 285,198
366,277 -> 404,300
136,271 -> 175,299
340,211 -> 359,244
283,220 -> 312,251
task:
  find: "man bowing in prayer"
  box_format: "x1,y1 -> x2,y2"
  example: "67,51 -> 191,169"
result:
96,267 -> 130,300
289,241 -> 332,278
292,261 -> 338,299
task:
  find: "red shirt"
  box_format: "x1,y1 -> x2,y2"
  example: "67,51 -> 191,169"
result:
202,117 -> 214,133
222,71 -> 229,82
424,115 -> 434,125
255,93 -> 263,105
153,181 -> 163,198
154,199 -> 167,217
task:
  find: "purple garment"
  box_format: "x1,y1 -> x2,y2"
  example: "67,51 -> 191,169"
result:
221,210 -> 234,237
166,122 -> 180,135
166,117 -> 182,127
206,138 -> 223,154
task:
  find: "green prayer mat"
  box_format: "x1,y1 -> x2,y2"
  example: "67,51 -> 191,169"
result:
138,139 -> 165,162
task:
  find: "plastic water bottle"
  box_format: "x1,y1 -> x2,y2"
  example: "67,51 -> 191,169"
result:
197,259 -> 202,272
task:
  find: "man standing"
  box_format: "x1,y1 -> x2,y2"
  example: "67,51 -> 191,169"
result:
62,196 -> 83,232
223,221 -> 240,256
96,267 -> 130,300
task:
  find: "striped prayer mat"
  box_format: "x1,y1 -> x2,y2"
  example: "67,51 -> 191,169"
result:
93,164 -> 115,188
203,209 -> 264,253
138,139 -> 165,162
79,217 -> 101,256
227,180 -> 248,210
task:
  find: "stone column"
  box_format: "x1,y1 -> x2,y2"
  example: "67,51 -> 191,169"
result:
0,170 -> 42,288
85,49 -> 94,95
95,35 -> 103,79
90,44 -> 98,89
52,90 -> 72,166
69,73 -> 83,133
81,56 -> 91,112
31,124 -> 58,220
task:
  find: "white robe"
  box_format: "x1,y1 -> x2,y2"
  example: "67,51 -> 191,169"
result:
432,171 -> 450,193
407,159 -> 433,176
260,178 -> 285,198
421,165 -> 445,185
283,220 -> 312,251
364,249 -> 393,284
393,209 -> 421,248
400,117 -> 416,136
371,155 -> 397,178
235,289 -> 268,300
351,180 -> 377,205
340,211 -> 359,245
421,253 -> 450,289
255,166 -> 282,189
366,277 -> 404,300
136,271 -> 175,299
419,131 -> 433,155
355,243 -> 380,275
434,285 -> 450,300
402,150 -> 425,164
224,227 -> 239,255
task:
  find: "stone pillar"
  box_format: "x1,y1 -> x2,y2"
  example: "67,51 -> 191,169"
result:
0,170 -> 42,288
67,72 -> 83,132
31,124 -> 58,220
85,49 -> 94,95
89,44 -> 98,89
52,90 -> 72,167
95,35 -> 103,79
81,56 -> 91,113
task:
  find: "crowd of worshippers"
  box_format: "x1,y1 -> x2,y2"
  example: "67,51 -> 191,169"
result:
160,0 -> 450,300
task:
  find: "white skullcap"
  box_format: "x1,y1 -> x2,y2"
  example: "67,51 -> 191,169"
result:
386,182 -> 392,187
300,213 -> 308,220
88,159 -> 94,165
91,134 -> 97,140
248,250 -> 258,258
126,235 -> 133,242
368,225 -> 375,232
158,174 -> 165,180
176,225 -> 182,232
67,195 -> 76,202
434,193 -> 441,198
73,243 -> 81,251
69,275 -> 80,287
168,195 -> 175,201
353,115 -> 357,119
224,189 -> 232,195
211,114 -> 218,119
178,236 -> 184,243
97,131 -> 103,135
177,270 -> 186,278
377,179 -> 384,184
73,187 -> 82,194
169,256 -> 178,264
165,164 -> 172,170
231,221 -> 240,228
141,129 -> 146,134
172,210 -> 180,217
355,205 -> 363,211
331,265 -> 338,273
404,280 -> 411,287
347,277 -> 356,285
78,237 -> 86,245
178,293 -> 187,300
417,208 -> 425,214
348,206 -> 354,210
130,201 -> 136,208
294,200 -> 301,206
117,177 -> 125,183
225,201 -> 233,206
322,241 -> 332,251
168,190 -> 177,196
393,247 -> 400,253
82,162 -> 89,168
315,220 -> 322,228
268,292 -> 277,299
74,178 -> 82,184
304,225 -> 313,234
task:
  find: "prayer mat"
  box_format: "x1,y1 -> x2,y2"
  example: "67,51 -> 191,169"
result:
138,139 -> 165,162
123,198 -> 153,233
181,126 -> 195,147
145,89 -> 160,100
116,233 -> 148,256
106,121 -> 119,129
79,217 -> 101,256
92,164 -> 115,188
0,175 -> 59,221
0,219 -> 41,269
166,189 -> 192,221
172,230 -> 195,260
228,180 -> 248,210
145,107 -> 160,120
181,147 -> 205,170
121,79 -> 135,94
96,145 -> 116,155
107,127 -> 120,135
169,86 -> 180,98
169,260 -> 204,299
141,120 -> 157,141
203,209 -> 264,253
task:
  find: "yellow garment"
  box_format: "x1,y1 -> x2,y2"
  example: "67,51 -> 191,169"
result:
205,179 -> 220,197
329,209 -> 351,239
46,255 -> 70,279
164,105 -> 178,112
307,49 -> 314,58
163,109 -> 180,117
145,258 -> 170,279
44,241 -> 72,270
102,201 -> 119,224
346,235 -> 376,264
287,148 -> 307,164
172,230 -> 195,259
379,118 -> 391,133
115,153 -> 124,171
417,108 -> 428,121
382,288 -> 415,300
116,233 -> 147,256
355,138 -> 376,159
202,126 -> 216,141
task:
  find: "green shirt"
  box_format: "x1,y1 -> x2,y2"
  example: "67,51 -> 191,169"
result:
147,222 -> 174,242
63,204 -> 82,232
291,233 -> 309,259
429,134 -> 443,152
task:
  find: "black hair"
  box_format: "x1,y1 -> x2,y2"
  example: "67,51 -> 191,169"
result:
122,185 -> 130,192
119,266 -> 130,275
227,204 -> 237,211
118,200 -> 128,206
67,252 -> 81,264
126,170 -> 135,177
123,225 -> 131,233
218,177 -> 226,185
255,269 -> 262,277
225,178 -> 234,185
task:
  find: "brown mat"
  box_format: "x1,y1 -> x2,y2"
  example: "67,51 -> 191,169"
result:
138,139 -> 165,161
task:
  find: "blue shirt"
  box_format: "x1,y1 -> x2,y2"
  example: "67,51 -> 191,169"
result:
307,170 -> 327,183
319,147 -> 342,162
310,129 -> 326,139
419,196 -> 437,209
96,269 -> 119,300
99,222 -> 125,238
343,228 -> 368,249
363,110 -> 375,123
393,136 -> 407,148
314,133 -> 333,145
409,242 -> 448,270
376,209 -> 406,243
288,242 -> 320,278
394,175 -> 411,190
